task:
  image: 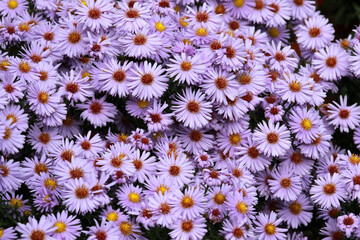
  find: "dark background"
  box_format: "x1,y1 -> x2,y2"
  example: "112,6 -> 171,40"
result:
317,0 -> 360,38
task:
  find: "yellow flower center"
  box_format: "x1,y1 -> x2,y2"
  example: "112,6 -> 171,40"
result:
107,212 -> 119,222
301,118 -> 313,130
7,0 -> 18,9
119,221 -> 132,236
264,223 -> 276,235
24,210 -> 31,217
268,27 -> 280,38
195,27 -> 208,37
236,202 -> 248,214
44,195 -> 50,203
6,114 -> 17,124
137,100 -> 149,109
155,22 -> 166,32
213,193 -> 226,205
0,60 -> 10,71
234,0 -> 245,7
156,185 -> 169,195
350,154 -> 360,165
229,133 -> 241,145
82,71 -> 91,79
44,178 -> 57,190
81,0 -> 87,6
174,5 -> 180,12
38,91 -> 49,104
179,17 -> 189,27
54,222 -> 67,233
128,192 -> 141,203
0,228 -> 4,238
10,198 -> 23,209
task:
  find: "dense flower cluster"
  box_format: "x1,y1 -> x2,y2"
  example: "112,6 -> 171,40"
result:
1,0 -> 360,239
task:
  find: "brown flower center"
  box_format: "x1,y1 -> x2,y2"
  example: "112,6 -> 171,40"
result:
75,185 -> 89,199
30,230 -> 46,240
267,132 -> 279,144
189,130 -> 202,142
339,109 -> 350,119
43,32 -> 54,41
126,9 -> 139,18
113,70 -> 126,82
66,82 -> 79,94
225,46 -> 236,58
323,183 -> 336,195
90,101 -> 102,114
141,73 -> 154,85
88,7 -> 101,19
68,31 -> 82,44
181,220 -> 193,232
169,165 -> 180,176
280,178 -> 292,188
69,167 -> 84,179
186,100 -> 200,113
195,12 -> 209,22
325,57 -> 337,68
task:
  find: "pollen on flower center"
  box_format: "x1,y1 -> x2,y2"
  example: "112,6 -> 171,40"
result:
34,163 -> 48,174
301,118 -> 313,130
133,34 -> 147,45
254,0 -> 265,10
229,20 -> 240,30
111,154 -> 126,167
119,221 -> 133,236
126,9 -> 139,18
293,0 -> 304,6
67,31 -> 82,44
107,212 -> 118,221
19,61 -> 31,73
158,0 -> 170,8
213,193 -> 226,204
7,0 -> 18,9
157,184 -> 169,194
189,130 -> 202,142
229,133 -> 241,145
155,22 -> 166,32
214,77 -> 228,89
289,201 -> 302,215
43,32 -> 54,41
338,109 -> 350,119
181,220 -> 194,232
181,196 -> 195,208
31,54 -> 42,63
328,164 -> 339,175
132,159 -> 143,170
268,27 -> 280,38
3,127 -> 12,140
274,52 -> 286,61
236,202 -> 248,214
80,140 -> 91,150
210,40 -> 222,50
90,101 -> 103,114
325,57 -> 337,68
150,113 -> 162,123
353,175 -> 360,185
37,91 -> 49,104
38,132 -> 50,144
280,178 -> 292,188
195,27 -> 208,37
88,7 -> 101,19
30,230 -> 46,240
215,4 -> 226,14
128,192 -> 141,203
343,216 -> 354,225
233,0 -> 245,8
180,61 -> 192,71
308,27 -> 321,37
95,230 -> 107,240
233,227 -> 244,238
66,82 -> 79,93
225,46 -> 236,59
160,203 -> 171,214
232,168 -> 243,178
186,100 -> 200,113
289,81 -> 302,92
269,3 -> 279,13
44,178 -> 57,190
264,223 -> 276,235
69,167 -> 84,179
290,152 -> 303,164
75,185 -> 89,199
137,100 -> 149,109
349,154 -> 360,165
0,165 -> 9,177
196,12 -> 209,22
61,149 -> 74,162
141,73 -> 154,85
247,146 -> 260,158
267,132 -> 279,144
323,183 -> 336,195
169,165 -> 181,176
54,222 -> 67,233
238,74 -> 251,85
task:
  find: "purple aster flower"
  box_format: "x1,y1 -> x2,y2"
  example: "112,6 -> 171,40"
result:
327,95 -> 360,133
17,216 -> 57,240
254,211 -> 287,240
253,120 -> 291,157
172,88 -> 212,129
296,14 -> 335,50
